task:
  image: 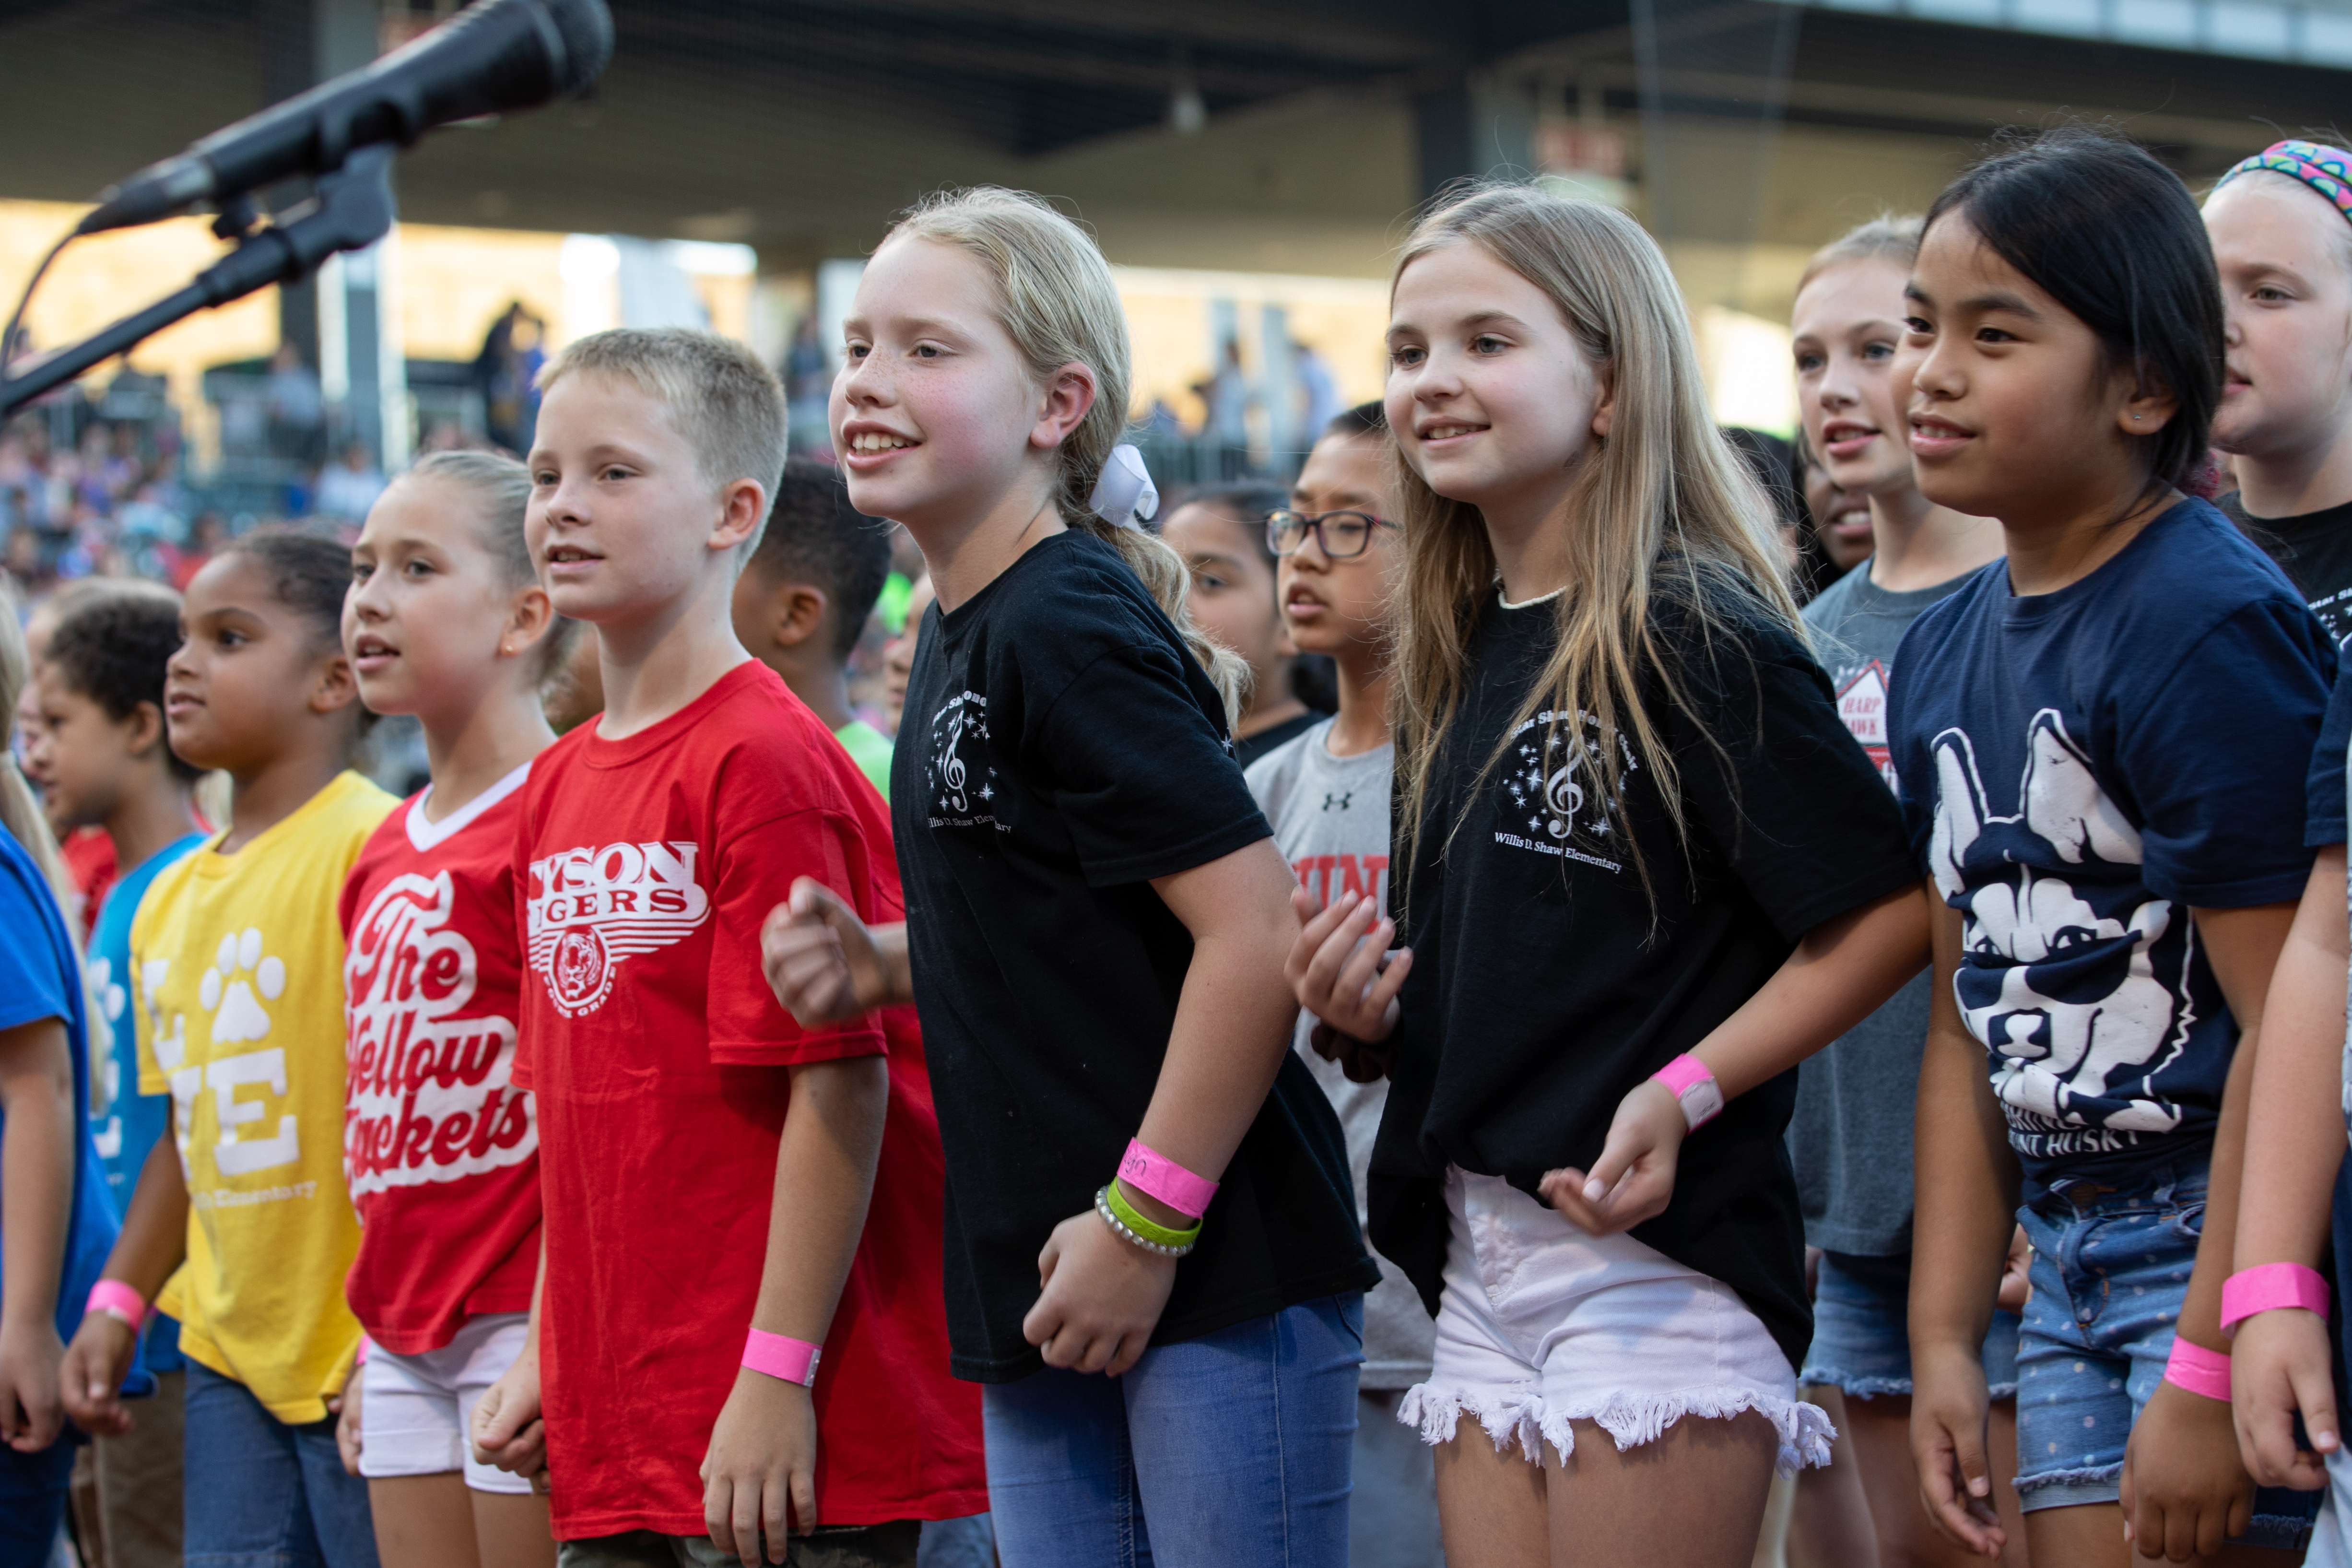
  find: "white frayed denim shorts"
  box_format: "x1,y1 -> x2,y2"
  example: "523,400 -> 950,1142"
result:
1399,1167 -> 1832,1474
357,1310 -> 533,1494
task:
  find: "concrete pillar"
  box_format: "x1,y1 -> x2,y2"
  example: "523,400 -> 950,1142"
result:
1413,71 -> 1539,203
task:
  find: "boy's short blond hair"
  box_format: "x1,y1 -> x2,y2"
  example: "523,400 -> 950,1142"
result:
538,327 -> 788,564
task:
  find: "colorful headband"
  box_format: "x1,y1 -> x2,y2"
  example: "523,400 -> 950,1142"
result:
2216,138 -> 2352,223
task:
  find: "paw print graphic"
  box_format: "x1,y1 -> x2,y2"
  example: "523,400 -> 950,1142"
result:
200,928 -> 286,1045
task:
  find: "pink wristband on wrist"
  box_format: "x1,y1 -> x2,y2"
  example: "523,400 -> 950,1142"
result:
2222,1263 -> 2332,1337
1117,1139 -> 1219,1220
1651,1053 -> 1726,1131
84,1280 -> 145,1334
2163,1338 -> 2232,1402
741,1328 -> 822,1388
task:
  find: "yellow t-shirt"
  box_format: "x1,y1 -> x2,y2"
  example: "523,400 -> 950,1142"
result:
132,770 -> 397,1423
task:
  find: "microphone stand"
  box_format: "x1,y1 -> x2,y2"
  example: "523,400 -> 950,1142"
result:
0,145 -> 396,419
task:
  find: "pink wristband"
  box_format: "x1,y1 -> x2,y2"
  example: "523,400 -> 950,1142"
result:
1117,1139 -> 1219,1220
2163,1338 -> 2233,1402
84,1280 -> 145,1334
741,1328 -> 822,1388
1651,1053 -> 1725,1131
2222,1263 -> 2332,1337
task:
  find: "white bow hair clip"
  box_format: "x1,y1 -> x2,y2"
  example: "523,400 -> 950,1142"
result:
1088,443 -> 1159,530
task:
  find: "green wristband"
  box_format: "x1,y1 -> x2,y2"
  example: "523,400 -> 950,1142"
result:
1107,1178 -> 1203,1249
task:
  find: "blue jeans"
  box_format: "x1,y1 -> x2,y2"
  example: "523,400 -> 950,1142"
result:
1801,1250 -> 2022,1400
184,1361 -> 381,1568
0,1435 -> 73,1568
982,1294 -> 1363,1568
2016,1163 -> 2317,1552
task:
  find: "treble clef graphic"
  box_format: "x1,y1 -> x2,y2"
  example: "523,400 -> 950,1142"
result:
1544,743 -> 1583,839
941,706 -> 969,812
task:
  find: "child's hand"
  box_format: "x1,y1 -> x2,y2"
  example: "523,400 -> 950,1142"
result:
2120,1375 -> 2255,1561
333,1366 -> 364,1477
471,1350 -> 548,1482
0,1318 -> 65,1453
1996,1225 -> 2031,1313
701,1369 -> 818,1566
56,1310 -> 138,1438
1022,1209 -> 1179,1378
762,877 -> 886,1025
1285,886 -> 1411,1043
2232,1307 -> 2339,1490
1537,1078 -> 1685,1234
1908,1339 -> 2007,1556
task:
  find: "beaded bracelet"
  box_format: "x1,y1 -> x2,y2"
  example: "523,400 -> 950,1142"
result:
1095,1185 -> 1200,1257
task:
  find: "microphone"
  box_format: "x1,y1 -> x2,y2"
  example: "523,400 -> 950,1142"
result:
77,0 -> 612,236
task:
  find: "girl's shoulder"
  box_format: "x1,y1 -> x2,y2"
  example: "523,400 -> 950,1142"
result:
1644,564 -> 1813,680
963,531 -> 1186,679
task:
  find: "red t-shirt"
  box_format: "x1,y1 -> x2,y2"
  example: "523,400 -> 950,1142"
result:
513,660 -> 984,1539
339,764 -> 543,1355
62,824 -> 116,939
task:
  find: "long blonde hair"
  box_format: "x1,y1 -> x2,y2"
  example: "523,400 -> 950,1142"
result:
883,187 -> 1248,726
1390,184 -> 1802,899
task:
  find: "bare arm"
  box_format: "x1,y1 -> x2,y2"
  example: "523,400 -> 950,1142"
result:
470,1236 -> 548,1480
2231,847 -> 2349,1488
704,1054 -> 890,1564
1908,898 -> 2021,1557
2120,898 -> 2298,1562
1541,881 -> 1930,1230
1021,837 -> 1304,1378
0,1016 -> 75,1453
59,1124 -> 189,1435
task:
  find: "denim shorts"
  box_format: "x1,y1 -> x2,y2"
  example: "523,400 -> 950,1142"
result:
1799,1249 -> 2021,1401
2014,1161 -> 2317,1552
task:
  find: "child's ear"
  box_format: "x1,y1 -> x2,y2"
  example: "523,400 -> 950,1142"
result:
711,478 -> 767,555
1030,361 -> 1098,452
124,699 -> 168,762
505,583 -> 556,660
311,647 -> 361,717
1589,364 -> 1617,442
2116,366 -> 2178,438
772,584 -> 830,651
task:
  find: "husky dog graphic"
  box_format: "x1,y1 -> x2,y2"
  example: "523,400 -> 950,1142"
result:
1928,709 -> 2187,1137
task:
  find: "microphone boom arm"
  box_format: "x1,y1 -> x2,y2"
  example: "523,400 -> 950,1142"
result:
0,145 -> 397,419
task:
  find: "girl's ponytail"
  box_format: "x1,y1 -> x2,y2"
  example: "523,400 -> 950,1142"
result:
883,187 -> 1249,730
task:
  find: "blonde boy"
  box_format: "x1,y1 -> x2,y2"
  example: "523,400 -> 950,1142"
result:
470,329 -> 982,1567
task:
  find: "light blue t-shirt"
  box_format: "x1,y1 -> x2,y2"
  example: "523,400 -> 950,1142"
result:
0,829 -> 118,1359
89,831 -> 203,1376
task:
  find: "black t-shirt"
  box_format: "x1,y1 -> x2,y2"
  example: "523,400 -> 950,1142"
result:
2223,491 -> 2352,644
1370,586 -> 1921,1372
894,530 -> 1378,1383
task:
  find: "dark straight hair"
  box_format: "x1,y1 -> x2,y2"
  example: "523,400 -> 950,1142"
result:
1923,125 -> 2223,495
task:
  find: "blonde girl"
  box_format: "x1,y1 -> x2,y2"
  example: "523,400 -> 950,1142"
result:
1287,184 -> 1931,1567
762,187 -> 1378,1568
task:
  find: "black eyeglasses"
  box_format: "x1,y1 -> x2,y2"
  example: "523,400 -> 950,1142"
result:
1266,509 -> 1394,559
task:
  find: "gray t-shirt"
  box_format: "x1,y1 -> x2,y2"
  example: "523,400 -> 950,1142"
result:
1790,561 -> 1980,1256
1246,719 -> 1435,1388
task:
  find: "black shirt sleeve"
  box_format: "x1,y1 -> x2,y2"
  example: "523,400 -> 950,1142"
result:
1031,613 -> 1272,888
2310,672 -> 2352,850
1669,613 -> 1921,939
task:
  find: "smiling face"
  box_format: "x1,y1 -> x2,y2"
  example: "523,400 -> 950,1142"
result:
1793,258 -> 1917,561
346,475 -> 548,727
1384,240 -> 1612,538
2205,175 -> 2352,461
526,372 -> 741,629
166,552 -> 352,776
831,236 -> 1070,539
1280,433 -> 1397,660
1894,215 -> 2163,525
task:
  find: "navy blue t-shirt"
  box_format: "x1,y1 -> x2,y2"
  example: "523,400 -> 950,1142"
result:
1887,499 -> 2332,1201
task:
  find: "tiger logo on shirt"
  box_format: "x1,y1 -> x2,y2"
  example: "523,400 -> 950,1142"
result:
345,870 -> 536,1192
525,841 -> 710,1017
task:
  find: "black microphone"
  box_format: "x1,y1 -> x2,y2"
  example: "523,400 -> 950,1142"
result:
77,0 -> 612,236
